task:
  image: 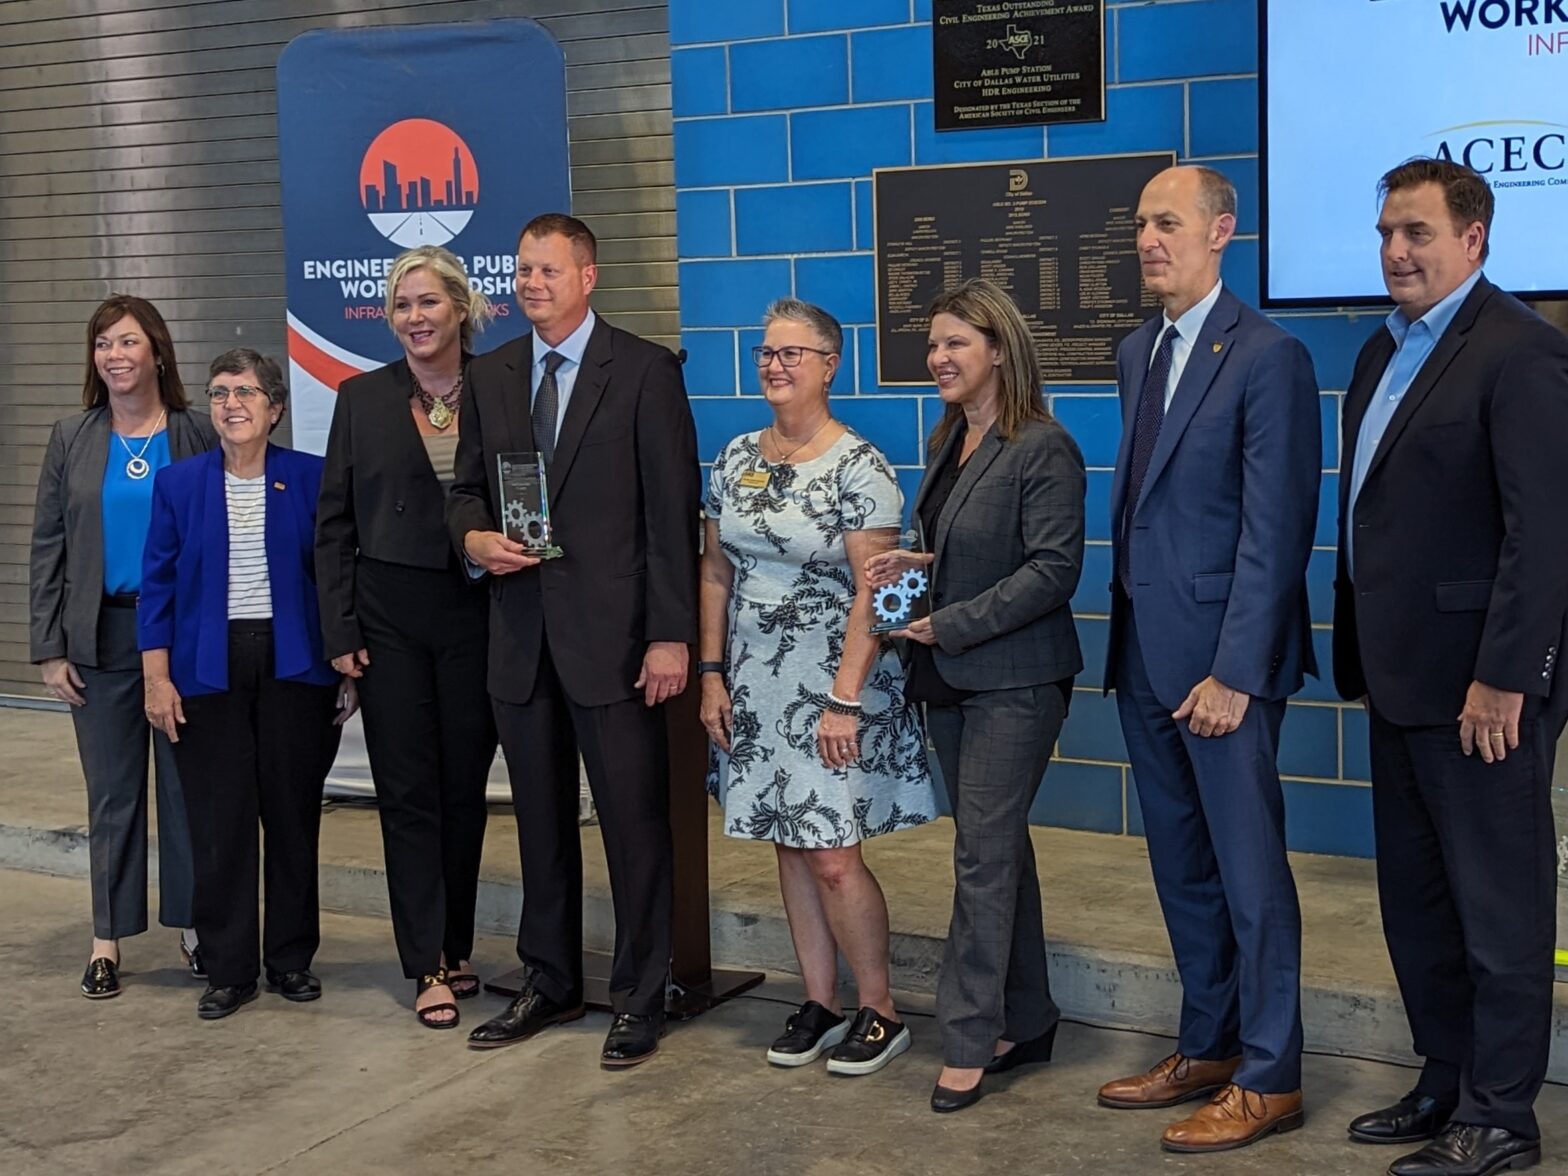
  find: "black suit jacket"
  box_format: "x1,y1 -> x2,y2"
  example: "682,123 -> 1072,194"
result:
315,358 -> 476,659
445,317 -> 700,706
30,406 -> 216,668
1333,276 -> 1568,726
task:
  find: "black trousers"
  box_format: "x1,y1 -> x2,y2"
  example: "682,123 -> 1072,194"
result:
493,638 -> 672,1015
71,600 -> 194,938
355,557 -> 494,979
172,621 -> 341,988
1368,701 -> 1561,1140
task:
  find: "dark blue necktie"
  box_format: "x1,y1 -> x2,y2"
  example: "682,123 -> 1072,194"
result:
531,350 -> 567,464
1117,324 -> 1179,596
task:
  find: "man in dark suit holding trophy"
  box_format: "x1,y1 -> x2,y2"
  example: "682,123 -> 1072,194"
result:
447,213 -> 699,1066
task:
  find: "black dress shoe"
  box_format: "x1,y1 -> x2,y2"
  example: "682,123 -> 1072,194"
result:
1349,1090 -> 1455,1145
466,985 -> 585,1050
1389,1123 -> 1541,1176
197,981 -> 259,1020
601,1011 -> 665,1068
266,970 -> 322,1002
80,957 -> 120,1000
985,1022 -> 1058,1075
931,1077 -> 984,1113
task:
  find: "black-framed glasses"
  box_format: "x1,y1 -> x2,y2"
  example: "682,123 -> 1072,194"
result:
752,345 -> 834,368
206,385 -> 266,403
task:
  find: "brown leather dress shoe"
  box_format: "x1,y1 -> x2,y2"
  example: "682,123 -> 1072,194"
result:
1161,1084 -> 1305,1153
1097,1052 -> 1242,1109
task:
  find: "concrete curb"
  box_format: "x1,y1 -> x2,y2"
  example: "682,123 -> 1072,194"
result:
6,816 -> 1564,1082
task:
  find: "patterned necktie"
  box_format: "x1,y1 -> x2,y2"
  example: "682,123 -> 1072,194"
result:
531,350 -> 567,464
1117,324 -> 1180,596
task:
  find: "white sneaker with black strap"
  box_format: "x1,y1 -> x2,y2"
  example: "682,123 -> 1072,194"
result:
825,1006 -> 911,1076
766,1000 -> 849,1067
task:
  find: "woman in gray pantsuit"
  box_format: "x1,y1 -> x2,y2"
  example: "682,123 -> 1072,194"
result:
868,279 -> 1085,1112
29,294 -> 216,999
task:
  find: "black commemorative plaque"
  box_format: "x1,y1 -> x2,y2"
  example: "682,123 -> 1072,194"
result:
874,153 -> 1172,386
933,0 -> 1105,131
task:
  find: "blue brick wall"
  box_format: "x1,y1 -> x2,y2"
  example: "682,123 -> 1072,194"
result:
670,0 -> 1390,859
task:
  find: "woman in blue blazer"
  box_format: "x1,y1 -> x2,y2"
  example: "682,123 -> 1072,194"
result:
139,348 -> 357,1021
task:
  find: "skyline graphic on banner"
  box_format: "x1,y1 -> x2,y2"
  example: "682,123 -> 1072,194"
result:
358,118 -> 480,247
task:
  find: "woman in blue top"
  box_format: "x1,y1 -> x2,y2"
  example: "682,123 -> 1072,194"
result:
29,294 -> 216,1000
140,349 -> 358,1020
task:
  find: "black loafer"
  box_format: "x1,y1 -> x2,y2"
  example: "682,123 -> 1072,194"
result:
931,1078 -> 985,1113
1388,1123 -> 1541,1175
601,1011 -> 665,1068
81,957 -> 121,1000
467,985 -> 585,1050
197,981 -> 259,1020
825,1007 -> 911,1076
265,969 -> 322,1002
985,1023 -> 1058,1075
1349,1090 -> 1455,1145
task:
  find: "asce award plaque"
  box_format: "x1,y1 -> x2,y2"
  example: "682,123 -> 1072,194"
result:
496,451 -> 563,559
933,0 -> 1105,131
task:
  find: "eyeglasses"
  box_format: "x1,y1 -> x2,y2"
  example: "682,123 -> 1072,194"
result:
206,385 -> 266,403
751,345 -> 834,368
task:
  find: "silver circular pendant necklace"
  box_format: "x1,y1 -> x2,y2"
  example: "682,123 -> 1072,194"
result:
116,409 -> 167,480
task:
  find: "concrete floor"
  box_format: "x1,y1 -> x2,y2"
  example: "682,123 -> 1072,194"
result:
5,704 -> 1568,1081
9,868 -> 1568,1176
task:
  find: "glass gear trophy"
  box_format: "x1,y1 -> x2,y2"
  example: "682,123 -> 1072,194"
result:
869,529 -> 930,635
496,451 -> 563,560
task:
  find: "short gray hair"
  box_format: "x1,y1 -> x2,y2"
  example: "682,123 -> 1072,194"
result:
209,348 -> 287,409
762,298 -> 843,356
1191,165 -> 1238,221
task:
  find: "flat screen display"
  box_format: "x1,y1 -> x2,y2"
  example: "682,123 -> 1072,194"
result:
1261,0 -> 1568,307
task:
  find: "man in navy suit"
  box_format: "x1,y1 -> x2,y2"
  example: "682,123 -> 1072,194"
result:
1096,166 -> 1321,1153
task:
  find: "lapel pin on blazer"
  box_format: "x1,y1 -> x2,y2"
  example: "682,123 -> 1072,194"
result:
1212,342 -> 1224,353
273,481 -> 286,491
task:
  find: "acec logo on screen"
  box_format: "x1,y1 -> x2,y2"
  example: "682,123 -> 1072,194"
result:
358,119 -> 479,248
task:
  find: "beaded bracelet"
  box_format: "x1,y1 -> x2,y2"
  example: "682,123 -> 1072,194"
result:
824,691 -> 863,716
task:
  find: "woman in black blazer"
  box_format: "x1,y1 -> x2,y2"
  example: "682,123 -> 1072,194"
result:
315,246 -> 498,1029
29,294 -> 217,998
868,279 -> 1085,1112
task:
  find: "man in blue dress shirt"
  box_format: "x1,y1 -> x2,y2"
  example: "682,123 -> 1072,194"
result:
1333,158 -> 1568,1176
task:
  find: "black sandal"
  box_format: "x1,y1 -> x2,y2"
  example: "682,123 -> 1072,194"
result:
415,969 -> 459,1030
447,969 -> 481,1000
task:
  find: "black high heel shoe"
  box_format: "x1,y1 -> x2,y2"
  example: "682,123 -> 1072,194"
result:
931,1075 -> 985,1113
984,1022 -> 1059,1075
180,941 -> 207,980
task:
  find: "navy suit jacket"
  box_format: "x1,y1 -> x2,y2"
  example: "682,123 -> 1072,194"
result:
1105,286 -> 1321,710
139,445 -> 336,697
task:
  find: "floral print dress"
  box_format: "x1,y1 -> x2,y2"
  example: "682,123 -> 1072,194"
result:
704,429 -> 937,849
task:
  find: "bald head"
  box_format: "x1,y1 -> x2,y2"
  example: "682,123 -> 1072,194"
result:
1135,166 -> 1238,317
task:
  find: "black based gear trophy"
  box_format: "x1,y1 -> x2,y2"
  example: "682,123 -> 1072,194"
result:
869,529 -> 930,635
496,451 -> 563,560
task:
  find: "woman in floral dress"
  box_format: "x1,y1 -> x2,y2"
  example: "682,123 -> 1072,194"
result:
699,298 -> 937,1078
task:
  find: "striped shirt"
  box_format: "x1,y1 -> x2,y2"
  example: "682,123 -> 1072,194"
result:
225,472 -> 272,619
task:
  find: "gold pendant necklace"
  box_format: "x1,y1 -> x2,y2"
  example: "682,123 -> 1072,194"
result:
413,370 -> 463,430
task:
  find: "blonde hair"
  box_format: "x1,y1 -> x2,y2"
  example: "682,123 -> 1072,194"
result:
384,246 -> 495,352
925,279 -> 1048,455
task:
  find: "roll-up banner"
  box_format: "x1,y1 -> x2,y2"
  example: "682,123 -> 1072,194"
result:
277,21 -> 572,454
276,22 -> 570,801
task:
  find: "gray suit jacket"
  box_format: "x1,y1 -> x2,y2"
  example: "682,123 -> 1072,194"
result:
920,416 -> 1086,690
30,405 -> 217,667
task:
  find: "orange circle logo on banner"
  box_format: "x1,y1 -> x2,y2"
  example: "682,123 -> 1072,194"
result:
358,118 -> 480,247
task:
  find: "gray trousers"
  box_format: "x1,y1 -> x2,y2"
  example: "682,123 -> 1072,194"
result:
69,603 -> 194,939
928,684 -> 1066,1067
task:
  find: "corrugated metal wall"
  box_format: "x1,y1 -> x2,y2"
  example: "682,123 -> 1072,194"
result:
0,0 -> 675,698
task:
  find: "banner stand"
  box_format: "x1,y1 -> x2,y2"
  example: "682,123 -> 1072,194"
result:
484,647 -> 765,1019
